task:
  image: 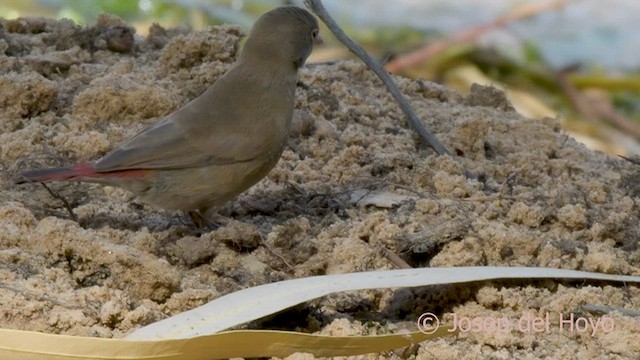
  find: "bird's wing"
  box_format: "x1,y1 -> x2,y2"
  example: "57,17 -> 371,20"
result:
95,65 -> 296,172
94,112 -> 249,172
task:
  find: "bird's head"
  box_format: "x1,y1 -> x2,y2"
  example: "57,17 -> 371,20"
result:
241,6 -> 320,70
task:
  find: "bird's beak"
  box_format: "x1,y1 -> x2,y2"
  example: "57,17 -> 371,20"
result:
314,33 -> 324,45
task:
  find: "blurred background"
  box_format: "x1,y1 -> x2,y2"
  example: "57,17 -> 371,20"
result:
1,0 -> 639,155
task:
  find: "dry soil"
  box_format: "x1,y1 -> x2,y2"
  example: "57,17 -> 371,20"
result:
0,14 -> 639,360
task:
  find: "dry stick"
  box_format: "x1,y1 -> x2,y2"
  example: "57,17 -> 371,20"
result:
556,69 -> 640,141
0,283 -> 80,309
581,304 -> 640,318
619,155 -> 640,166
260,238 -> 295,271
304,0 -> 476,180
385,0 -> 577,73
40,182 -> 78,222
381,248 -> 413,269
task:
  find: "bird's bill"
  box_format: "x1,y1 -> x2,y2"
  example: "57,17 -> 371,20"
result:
314,33 -> 324,45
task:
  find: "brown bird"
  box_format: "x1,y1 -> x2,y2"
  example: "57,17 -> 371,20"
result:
16,6 -> 321,228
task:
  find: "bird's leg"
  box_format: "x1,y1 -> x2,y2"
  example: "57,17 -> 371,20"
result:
187,209 -> 230,231
188,210 -> 213,230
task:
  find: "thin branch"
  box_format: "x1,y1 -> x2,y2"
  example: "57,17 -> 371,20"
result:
39,182 -> 78,222
556,69 -> 640,141
304,0 -> 476,180
619,155 -> 640,166
385,0 -> 577,73
0,283 -> 80,309
261,238 -> 295,272
581,303 -> 640,318
381,248 -> 412,269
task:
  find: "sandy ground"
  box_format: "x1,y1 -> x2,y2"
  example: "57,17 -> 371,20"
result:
0,14 -> 639,359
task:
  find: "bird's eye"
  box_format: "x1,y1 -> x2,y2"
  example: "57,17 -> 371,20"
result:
311,29 -> 319,39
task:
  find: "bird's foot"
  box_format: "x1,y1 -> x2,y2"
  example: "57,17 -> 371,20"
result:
187,210 -> 229,232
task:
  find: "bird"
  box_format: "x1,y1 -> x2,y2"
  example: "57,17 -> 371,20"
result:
16,6 -> 321,228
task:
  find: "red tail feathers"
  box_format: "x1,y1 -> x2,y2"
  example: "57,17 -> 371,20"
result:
15,162 -> 98,184
16,162 -> 149,184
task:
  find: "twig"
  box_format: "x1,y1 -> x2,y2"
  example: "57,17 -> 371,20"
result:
260,238 -> 295,272
381,248 -> 412,269
556,69 -> 640,141
385,0 -> 577,73
581,303 -> 640,318
460,194 -> 530,202
0,283 -> 80,309
40,183 -> 78,222
304,0 -> 476,180
555,69 -> 600,123
354,176 -> 432,199
619,155 -> 640,166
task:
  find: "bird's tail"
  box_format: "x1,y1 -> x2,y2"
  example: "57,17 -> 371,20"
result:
15,162 -> 97,184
